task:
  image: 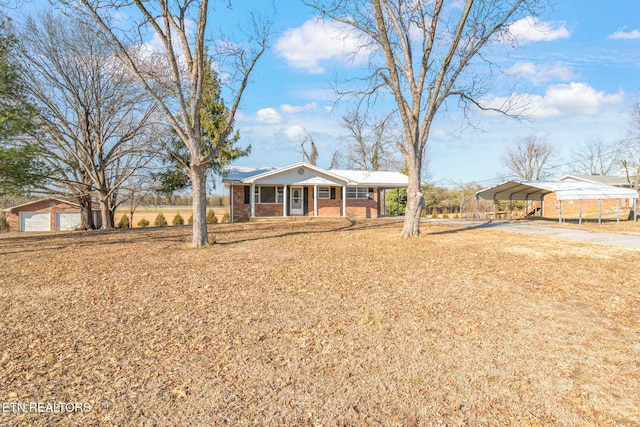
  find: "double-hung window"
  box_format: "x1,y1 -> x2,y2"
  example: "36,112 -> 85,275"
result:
346,187 -> 371,199
318,187 -> 331,199
254,186 -> 284,203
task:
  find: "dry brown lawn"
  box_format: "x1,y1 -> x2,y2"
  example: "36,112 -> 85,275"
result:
1,219 -> 639,426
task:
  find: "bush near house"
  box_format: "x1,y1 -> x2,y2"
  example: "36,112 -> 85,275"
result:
172,213 -> 184,226
117,214 -> 130,228
206,210 -> 218,224
153,213 -> 167,227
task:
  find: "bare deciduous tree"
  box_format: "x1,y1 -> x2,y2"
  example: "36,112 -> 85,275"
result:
20,13 -> 162,229
300,132 -> 319,165
56,0 -> 271,246
619,101 -> 640,188
306,0 -> 547,237
501,134 -> 555,180
568,138 -> 620,176
336,109 -> 400,171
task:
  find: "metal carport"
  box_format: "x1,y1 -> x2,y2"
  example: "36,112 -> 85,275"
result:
475,180 -> 639,224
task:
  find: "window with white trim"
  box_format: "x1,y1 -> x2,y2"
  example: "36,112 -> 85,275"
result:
254,186 -> 284,204
346,187 -> 371,199
318,187 -> 331,199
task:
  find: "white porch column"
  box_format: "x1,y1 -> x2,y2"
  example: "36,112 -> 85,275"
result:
283,185 -> 288,217
342,186 -> 347,217
313,185 -> 318,217
250,183 -> 255,218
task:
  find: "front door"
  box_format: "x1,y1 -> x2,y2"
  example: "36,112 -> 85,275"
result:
290,186 -> 304,215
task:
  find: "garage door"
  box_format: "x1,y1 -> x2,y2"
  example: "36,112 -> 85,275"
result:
20,212 -> 51,232
56,212 -> 81,231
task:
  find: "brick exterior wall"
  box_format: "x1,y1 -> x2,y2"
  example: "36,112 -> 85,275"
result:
7,198 -> 92,231
231,185 -> 251,221
230,184 -> 381,219
541,193 -> 634,218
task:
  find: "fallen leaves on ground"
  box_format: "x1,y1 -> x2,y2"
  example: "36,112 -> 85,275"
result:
0,218 -> 639,426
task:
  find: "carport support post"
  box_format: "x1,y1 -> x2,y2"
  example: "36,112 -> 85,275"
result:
559,200 -> 564,224
635,198 -> 638,222
493,199 -> 497,220
579,199 -> 583,225
598,199 -> 602,224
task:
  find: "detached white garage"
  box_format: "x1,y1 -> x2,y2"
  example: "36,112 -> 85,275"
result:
3,197 -> 102,232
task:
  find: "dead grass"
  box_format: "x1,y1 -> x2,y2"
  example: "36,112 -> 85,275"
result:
1,219 -> 639,426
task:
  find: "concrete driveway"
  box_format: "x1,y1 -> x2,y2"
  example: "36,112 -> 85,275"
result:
423,219 -> 640,249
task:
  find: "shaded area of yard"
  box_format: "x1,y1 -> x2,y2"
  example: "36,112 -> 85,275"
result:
1,219 -> 639,425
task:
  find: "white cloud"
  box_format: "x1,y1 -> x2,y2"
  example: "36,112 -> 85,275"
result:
608,29 -> 640,40
281,102 -> 317,114
508,62 -> 574,84
283,125 -> 306,140
275,18 -> 370,74
507,17 -> 570,43
256,108 -> 282,124
484,82 -> 624,118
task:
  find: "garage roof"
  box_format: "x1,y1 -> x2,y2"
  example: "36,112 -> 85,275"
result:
475,180 -> 639,201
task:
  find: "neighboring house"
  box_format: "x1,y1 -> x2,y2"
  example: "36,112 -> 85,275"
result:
222,162 -> 409,221
3,197 -> 102,232
557,174 -> 633,187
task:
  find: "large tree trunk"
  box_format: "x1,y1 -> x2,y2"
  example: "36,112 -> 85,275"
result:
79,193 -> 95,230
401,161 -> 424,238
190,163 -> 208,247
99,196 -> 114,229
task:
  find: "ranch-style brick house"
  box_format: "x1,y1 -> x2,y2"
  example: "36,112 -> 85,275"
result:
223,162 -> 409,221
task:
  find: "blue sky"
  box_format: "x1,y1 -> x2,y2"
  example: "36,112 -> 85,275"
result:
212,0 -> 640,187
15,0 -> 640,187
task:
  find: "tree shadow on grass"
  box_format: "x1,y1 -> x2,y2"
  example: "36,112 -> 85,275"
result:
0,226 -> 191,255
215,218 -> 402,246
423,220 -> 494,236
0,219 -> 404,255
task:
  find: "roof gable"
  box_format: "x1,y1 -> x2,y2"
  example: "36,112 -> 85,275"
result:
238,163 -> 351,186
2,197 -> 102,212
558,174 -> 631,187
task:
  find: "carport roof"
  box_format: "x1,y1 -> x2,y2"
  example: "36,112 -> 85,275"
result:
475,180 -> 639,201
